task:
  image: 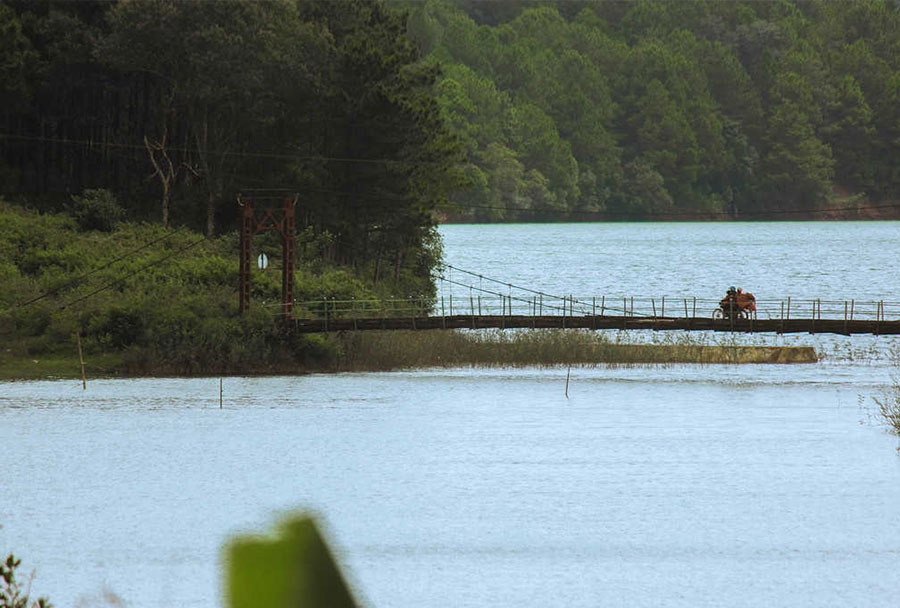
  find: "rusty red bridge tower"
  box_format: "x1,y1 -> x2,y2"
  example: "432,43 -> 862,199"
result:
238,193 -> 297,319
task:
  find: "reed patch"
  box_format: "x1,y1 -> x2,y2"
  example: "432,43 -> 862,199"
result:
334,329 -> 818,371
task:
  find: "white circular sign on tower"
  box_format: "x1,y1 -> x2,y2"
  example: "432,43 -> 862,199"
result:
257,252 -> 269,270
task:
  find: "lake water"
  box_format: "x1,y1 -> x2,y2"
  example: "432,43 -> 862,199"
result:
2,222 -> 900,608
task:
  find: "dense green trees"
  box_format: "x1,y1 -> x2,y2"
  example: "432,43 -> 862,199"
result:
0,0 -> 461,293
404,0 -> 900,220
5,0 -> 900,232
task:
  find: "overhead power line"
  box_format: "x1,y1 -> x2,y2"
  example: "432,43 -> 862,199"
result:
4,131 -> 897,222
19,228 -> 186,308
0,131 -> 447,167
58,235 -> 210,311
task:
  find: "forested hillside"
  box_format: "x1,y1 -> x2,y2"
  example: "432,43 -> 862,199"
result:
4,0 -> 899,231
0,0 -> 461,374
398,0 -> 900,220
0,0 -> 463,269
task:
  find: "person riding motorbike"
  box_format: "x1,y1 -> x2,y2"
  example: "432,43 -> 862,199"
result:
719,286 -> 756,319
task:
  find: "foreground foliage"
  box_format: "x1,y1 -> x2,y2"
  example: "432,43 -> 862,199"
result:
227,515 -> 358,608
0,555 -> 51,608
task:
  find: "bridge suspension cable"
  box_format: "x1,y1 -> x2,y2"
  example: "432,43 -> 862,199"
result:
434,263 -> 631,316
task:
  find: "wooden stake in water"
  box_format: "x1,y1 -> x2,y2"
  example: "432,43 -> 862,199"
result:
76,332 -> 86,390
565,367 -> 571,399
220,378 -> 223,409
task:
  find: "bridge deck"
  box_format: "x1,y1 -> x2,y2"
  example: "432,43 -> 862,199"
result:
291,314 -> 900,335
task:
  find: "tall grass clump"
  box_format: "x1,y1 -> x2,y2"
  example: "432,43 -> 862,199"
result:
873,383 -> 900,436
873,345 -> 900,437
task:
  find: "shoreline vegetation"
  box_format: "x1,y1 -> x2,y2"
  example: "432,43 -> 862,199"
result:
0,200 -> 821,384
0,330 -> 818,382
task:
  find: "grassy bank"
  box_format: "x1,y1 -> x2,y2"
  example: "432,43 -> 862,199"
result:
0,330 -> 819,381
0,351 -> 124,381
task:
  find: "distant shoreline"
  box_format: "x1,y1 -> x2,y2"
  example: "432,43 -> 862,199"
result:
438,200 -> 900,223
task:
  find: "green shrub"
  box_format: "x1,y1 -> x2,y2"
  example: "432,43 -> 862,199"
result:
68,189 -> 124,232
10,306 -> 52,338
95,308 -> 147,349
297,269 -> 374,301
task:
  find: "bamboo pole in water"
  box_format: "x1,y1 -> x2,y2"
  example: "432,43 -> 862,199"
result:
76,333 -> 86,390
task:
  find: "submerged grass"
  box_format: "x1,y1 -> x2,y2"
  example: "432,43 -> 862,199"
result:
871,345 -> 900,438
874,368 -> 900,438
335,329 -> 818,371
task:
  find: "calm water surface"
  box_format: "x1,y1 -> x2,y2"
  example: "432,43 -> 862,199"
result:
439,222 -> 900,303
2,223 -> 900,608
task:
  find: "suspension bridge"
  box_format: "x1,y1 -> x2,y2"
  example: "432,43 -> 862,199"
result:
282,265 -> 900,336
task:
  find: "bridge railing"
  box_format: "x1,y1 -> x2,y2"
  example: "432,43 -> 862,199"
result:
281,296 -> 900,322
